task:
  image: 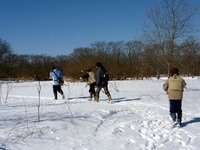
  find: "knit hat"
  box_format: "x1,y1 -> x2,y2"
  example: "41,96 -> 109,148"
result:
96,62 -> 102,68
171,67 -> 179,76
52,66 -> 56,71
86,68 -> 91,72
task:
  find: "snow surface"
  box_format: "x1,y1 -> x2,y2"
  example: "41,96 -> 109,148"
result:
0,77 -> 200,150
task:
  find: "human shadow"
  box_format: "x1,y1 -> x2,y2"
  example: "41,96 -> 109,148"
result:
186,88 -> 200,92
68,96 -> 89,100
181,117 -> 200,127
68,96 -> 142,103
112,97 -> 141,103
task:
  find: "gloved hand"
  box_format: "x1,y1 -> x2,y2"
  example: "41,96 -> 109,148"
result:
95,84 -> 100,88
79,77 -> 83,82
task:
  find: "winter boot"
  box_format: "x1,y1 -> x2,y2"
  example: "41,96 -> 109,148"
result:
177,113 -> 182,125
177,119 -> 181,126
88,92 -> 92,101
92,93 -> 96,101
170,113 -> 177,122
54,94 -> 57,100
62,94 -> 65,99
95,96 -> 99,102
108,95 -> 112,103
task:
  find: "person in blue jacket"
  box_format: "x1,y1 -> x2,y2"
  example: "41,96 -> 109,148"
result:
49,66 -> 65,100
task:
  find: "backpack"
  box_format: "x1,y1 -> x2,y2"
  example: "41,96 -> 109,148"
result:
53,71 -> 64,85
57,77 -> 64,85
104,72 -> 110,81
103,70 -> 110,81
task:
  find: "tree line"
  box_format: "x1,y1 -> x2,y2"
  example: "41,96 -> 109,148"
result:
1,38 -> 200,81
1,0 -> 199,81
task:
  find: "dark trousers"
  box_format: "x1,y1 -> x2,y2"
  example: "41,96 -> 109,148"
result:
89,82 -> 96,98
96,84 -> 111,98
169,100 -> 182,122
53,85 -> 63,99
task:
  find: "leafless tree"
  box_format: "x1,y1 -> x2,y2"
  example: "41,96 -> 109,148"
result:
0,82 -> 2,104
179,38 -> 200,76
5,82 -> 12,103
0,38 -> 12,79
0,81 -> 12,104
37,81 -> 41,122
143,0 -> 198,77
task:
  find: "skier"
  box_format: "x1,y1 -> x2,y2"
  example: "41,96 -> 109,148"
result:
49,66 -> 65,100
163,67 -> 186,126
95,62 -> 112,102
81,68 -> 96,101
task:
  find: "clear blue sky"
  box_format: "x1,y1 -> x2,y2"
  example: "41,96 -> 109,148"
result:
0,0 -> 199,56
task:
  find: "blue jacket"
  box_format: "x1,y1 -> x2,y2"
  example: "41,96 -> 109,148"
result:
49,68 -> 63,85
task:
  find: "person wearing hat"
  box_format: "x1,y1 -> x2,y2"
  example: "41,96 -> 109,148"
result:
81,68 -> 96,101
163,67 -> 186,127
49,66 -> 65,100
95,62 -> 112,102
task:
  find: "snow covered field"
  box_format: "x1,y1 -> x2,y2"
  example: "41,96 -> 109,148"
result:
0,77 -> 200,150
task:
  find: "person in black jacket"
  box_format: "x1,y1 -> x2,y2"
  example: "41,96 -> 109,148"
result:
95,62 -> 112,102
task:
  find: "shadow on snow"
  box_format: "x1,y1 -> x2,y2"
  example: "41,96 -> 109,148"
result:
67,96 -> 141,103
181,117 -> 200,127
186,88 -> 200,92
111,97 -> 141,103
68,96 -> 89,100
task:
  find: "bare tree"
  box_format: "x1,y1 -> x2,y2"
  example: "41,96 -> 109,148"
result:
144,0 -> 198,77
37,81 -> 41,122
0,81 -> 2,104
124,41 -> 145,79
0,38 -> 12,79
179,38 -> 200,76
4,82 -> 12,103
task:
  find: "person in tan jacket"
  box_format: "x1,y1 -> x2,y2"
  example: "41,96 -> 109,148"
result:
81,68 -> 96,101
163,67 -> 186,126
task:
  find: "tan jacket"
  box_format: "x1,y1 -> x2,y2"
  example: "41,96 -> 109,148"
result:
163,74 -> 186,100
87,71 -> 96,85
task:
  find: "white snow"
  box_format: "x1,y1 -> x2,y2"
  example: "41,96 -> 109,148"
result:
0,77 -> 200,150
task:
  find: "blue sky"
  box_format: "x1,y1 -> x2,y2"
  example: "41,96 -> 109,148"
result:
0,0 -> 199,56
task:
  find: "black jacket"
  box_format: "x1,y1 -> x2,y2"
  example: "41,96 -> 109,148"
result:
95,66 -> 108,86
